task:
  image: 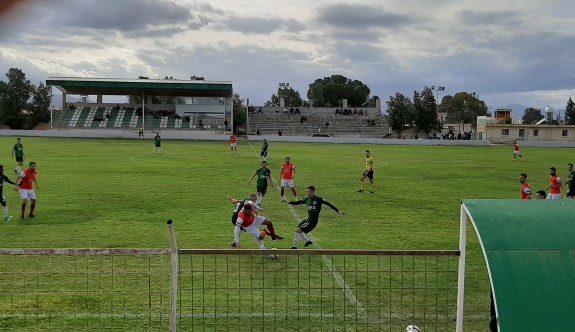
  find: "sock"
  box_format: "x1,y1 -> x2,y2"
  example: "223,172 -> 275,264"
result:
361,182 -> 365,190
293,233 -> 301,247
370,183 -> 374,192
260,195 -> 265,205
257,194 -> 262,204
266,223 -> 277,237
21,203 -> 26,216
300,232 -> 310,242
280,188 -> 285,197
2,206 -> 8,217
30,202 -> 36,215
256,238 -> 265,249
15,166 -> 22,174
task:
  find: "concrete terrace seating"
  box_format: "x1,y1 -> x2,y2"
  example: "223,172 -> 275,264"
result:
248,111 -> 388,138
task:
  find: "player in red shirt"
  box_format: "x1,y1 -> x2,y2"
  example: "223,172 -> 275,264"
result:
519,173 -> 532,199
17,161 -> 39,219
230,134 -> 237,153
279,156 -> 297,201
513,140 -> 524,160
547,167 -> 562,199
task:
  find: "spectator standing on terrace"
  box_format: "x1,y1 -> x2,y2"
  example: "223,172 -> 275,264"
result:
230,134 -> 237,153
153,132 -> 162,154
547,167 -> 562,199
224,119 -> 229,131
139,127 -> 144,138
563,163 -> 575,199
519,173 -> 532,199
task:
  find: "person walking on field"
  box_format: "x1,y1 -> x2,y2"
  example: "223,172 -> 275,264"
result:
248,161 -> 275,208
519,173 -> 532,199
230,134 -> 237,153
260,139 -> 268,162
280,156 -> 297,201
563,163 -> 575,199
513,140 -> 524,160
358,150 -> 375,193
0,165 -> 17,222
17,161 -> 39,219
547,167 -> 562,199
153,132 -> 162,154
283,186 -> 344,249
11,137 -> 25,176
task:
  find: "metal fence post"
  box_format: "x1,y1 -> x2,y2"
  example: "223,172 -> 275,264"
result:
167,219 -> 178,332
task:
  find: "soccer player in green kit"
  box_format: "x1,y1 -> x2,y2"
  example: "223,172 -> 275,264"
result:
153,132 -> 162,154
283,186 -> 344,249
11,137 -> 25,175
248,161 -> 275,208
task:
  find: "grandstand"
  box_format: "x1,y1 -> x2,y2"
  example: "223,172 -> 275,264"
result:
47,77 -> 233,131
248,107 -> 390,138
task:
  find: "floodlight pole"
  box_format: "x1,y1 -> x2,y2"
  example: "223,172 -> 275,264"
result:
142,92 -> 145,130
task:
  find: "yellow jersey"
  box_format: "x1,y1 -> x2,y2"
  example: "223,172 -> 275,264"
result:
365,156 -> 374,171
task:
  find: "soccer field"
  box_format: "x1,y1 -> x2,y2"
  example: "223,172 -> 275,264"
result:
0,136 -> 571,330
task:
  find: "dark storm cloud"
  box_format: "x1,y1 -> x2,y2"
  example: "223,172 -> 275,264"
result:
223,16 -> 304,34
316,3 -> 413,30
55,0 -> 193,32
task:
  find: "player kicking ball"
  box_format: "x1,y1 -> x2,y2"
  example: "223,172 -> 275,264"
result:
232,201 -> 284,249
283,186 -> 344,249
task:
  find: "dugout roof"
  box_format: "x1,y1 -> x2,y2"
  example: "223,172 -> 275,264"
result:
46,77 -> 233,97
462,199 -> 575,332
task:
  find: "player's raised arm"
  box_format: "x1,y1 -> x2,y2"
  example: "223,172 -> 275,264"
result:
322,198 -> 344,215
227,195 -> 240,204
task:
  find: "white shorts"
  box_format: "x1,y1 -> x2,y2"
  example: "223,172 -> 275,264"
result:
514,150 -> 522,155
230,143 -> 236,147
549,193 -> 562,200
281,179 -> 295,188
240,215 -> 266,239
19,189 -> 36,200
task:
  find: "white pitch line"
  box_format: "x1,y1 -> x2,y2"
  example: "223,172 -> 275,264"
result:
246,139 -> 367,319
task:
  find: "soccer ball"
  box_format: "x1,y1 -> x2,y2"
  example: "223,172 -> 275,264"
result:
405,325 -> 421,332
269,248 -> 278,259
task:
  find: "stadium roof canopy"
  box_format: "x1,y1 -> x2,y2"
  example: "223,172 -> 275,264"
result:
46,77 -> 233,97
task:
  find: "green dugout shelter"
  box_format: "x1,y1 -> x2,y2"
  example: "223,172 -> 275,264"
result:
458,199 -> 575,331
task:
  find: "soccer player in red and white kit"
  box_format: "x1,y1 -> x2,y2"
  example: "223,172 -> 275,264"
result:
233,202 -> 271,249
230,134 -> 237,153
547,167 -> 562,199
280,156 -> 297,201
513,140 -> 524,160
18,161 -> 39,219
519,173 -> 532,199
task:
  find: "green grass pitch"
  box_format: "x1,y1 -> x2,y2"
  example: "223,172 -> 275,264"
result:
0,136 -> 570,330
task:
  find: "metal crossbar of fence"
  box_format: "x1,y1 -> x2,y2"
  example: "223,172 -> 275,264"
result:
0,248 -> 459,331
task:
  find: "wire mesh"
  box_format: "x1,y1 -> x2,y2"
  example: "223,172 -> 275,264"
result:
177,249 -> 459,332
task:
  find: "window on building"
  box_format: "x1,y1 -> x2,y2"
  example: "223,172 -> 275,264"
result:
519,129 -> 525,137
502,129 -> 510,136
533,129 -> 538,137
562,130 -> 568,137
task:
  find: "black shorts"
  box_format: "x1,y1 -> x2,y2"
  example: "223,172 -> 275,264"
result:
298,219 -> 317,234
261,151 -> 268,157
16,157 -> 24,163
363,169 -> 374,180
567,190 -> 575,197
256,185 -> 268,196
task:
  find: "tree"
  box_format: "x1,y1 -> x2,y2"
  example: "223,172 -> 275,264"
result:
29,82 -> 51,127
0,68 -> 33,129
265,86 -> 303,107
232,93 -> 246,134
386,92 -> 414,138
307,75 -> 370,107
413,87 -> 439,136
522,107 -> 544,124
566,97 -> 575,125
442,92 -> 487,128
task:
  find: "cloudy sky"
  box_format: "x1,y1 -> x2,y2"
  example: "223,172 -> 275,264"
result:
1,0 -> 574,114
